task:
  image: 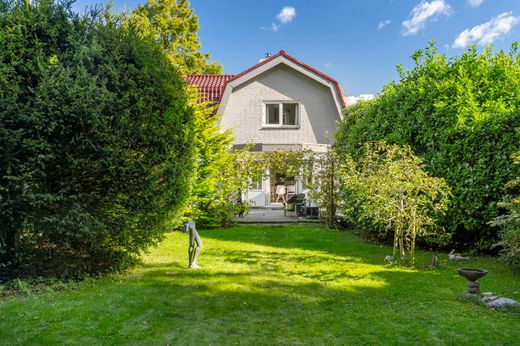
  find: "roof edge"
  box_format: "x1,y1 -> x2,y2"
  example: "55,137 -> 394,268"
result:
217,50 -> 346,109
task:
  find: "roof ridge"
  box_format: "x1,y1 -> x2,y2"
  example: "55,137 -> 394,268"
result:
185,50 -> 346,109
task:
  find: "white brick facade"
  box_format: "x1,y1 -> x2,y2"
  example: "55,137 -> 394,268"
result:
219,65 -> 341,150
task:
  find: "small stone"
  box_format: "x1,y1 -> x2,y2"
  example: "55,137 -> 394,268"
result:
482,296 -> 499,303
484,297 -> 520,309
384,255 -> 395,263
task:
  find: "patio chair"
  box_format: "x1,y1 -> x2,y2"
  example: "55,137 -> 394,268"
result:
284,193 -> 305,217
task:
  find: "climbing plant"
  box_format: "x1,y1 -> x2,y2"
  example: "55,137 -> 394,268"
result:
305,149 -> 340,226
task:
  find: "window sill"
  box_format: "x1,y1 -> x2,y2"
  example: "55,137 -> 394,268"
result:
261,125 -> 301,129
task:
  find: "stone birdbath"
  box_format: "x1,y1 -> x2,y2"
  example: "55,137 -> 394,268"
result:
457,268 -> 488,297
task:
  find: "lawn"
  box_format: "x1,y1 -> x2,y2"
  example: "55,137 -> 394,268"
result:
1,224 -> 519,345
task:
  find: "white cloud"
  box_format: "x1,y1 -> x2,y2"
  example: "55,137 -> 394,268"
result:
467,0 -> 484,7
262,6 -> 296,32
277,6 -> 296,24
402,0 -> 452,36
452,12 -> 519,48
378,20 -> 392,30
345,94 -> 375,106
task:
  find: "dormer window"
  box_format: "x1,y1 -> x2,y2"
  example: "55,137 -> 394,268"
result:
263,102 -> 299,128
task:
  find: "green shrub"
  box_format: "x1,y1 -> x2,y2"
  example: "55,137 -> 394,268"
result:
0,0 -> 195,276
336,42 -> 520,250
181,100 -> 248,228
491,152 -> 520,267
339,142 -> 450,264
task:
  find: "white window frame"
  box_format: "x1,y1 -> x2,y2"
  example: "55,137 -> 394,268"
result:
262,101 -> 300,128
249,176 -> 263,191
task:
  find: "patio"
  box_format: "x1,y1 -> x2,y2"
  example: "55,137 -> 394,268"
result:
233,206 -> 322,224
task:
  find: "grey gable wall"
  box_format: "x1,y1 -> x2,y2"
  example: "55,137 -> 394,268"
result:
218,64 -> 341,148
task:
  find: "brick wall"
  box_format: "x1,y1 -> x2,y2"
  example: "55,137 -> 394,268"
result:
219,65 -> 341,149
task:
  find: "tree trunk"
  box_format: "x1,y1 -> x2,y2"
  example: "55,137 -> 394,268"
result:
398,235 -> 405,264
410,210 -> 416,265
392,229 -> 399,258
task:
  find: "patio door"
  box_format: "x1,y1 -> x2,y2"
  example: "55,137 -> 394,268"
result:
248,171 -> 269,207
270,172 -> 297,205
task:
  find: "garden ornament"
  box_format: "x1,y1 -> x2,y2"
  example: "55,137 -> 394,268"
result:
183,220 -> 202,269
449,250 -> 469,261
384,255 -> 395,263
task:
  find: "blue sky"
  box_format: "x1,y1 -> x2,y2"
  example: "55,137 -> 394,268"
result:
73,0 -> 520,98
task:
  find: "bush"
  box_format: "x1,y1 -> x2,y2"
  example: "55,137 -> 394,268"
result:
491,152 -> 520,267
181,100 -> 248,228
0,0 -> 195,277
339,142 -> 450,264
336,42 -> 520,250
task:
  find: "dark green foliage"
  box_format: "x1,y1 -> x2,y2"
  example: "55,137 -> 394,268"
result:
336,42 -> 520,250
0,0 -> 195,277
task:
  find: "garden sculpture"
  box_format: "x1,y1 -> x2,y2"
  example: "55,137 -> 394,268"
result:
449,250 -> 469,261
183,220 -> 202,269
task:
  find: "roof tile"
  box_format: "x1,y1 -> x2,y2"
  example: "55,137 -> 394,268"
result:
185,74 -> 235,103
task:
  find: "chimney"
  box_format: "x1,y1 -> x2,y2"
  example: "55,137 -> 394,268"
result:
258,52 -> 271,63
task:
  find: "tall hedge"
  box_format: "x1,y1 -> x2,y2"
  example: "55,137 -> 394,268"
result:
0,0 -> 195,277
336,43 -> 520,250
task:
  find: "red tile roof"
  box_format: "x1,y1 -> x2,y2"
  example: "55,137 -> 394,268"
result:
186,50 -> 345,109
185,74 -> 235,103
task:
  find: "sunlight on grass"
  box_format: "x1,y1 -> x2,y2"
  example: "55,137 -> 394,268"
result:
143,233 -> 401,296
1,224 -> 519,345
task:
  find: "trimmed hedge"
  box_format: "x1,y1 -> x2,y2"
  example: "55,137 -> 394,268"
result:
0,0 -> 195,277
336,43 -> 520,250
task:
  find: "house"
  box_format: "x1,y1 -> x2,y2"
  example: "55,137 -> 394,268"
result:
186,50 -> 345,207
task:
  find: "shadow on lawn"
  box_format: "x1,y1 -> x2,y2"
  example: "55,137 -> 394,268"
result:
79,262 -> 490,345
6,229 -> 516,345
200,225 -> 393,266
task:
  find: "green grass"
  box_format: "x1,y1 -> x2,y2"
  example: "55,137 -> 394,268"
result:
1,224 -> 519,345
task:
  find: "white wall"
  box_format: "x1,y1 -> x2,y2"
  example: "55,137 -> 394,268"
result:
219,65 -> 341,147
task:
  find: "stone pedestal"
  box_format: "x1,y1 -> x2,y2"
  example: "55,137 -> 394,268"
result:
467,280 -> 480,296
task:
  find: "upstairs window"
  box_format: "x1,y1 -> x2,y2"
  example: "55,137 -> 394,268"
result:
266,104 -> 280,125
263,102 -> 299,127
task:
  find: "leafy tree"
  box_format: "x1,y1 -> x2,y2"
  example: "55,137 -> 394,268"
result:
132,0 -> 222,74
340,142 -> 451,265
336,42 -> 520,250
490,152 -> 520,267
0,0 -> 195,277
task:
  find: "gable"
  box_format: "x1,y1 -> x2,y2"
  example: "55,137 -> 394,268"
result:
219,63 -> 341,146
217,50 -> 345,119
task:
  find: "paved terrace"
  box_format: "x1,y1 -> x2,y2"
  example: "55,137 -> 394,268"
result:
233,207 -> 322,224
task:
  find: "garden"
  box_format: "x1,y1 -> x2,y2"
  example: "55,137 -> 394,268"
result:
1,224 -> 519,345
1,1 -> 519,344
